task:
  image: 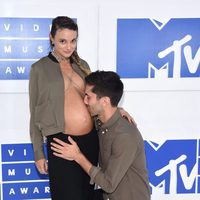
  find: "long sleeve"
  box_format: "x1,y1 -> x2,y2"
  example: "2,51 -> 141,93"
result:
89,133 -> 137,193
29,65 -> 45,161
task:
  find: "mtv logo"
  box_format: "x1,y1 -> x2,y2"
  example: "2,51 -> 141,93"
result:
117,18 -> 200,78
148,63 -> 169,78
145,140 -> 199,194
149,180 -> 166,195
150,18 -> 170,31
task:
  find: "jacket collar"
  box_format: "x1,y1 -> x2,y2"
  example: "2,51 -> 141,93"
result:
48,52 -> 86,81
100,108 -> 121,131
48,52 -> 73,64
48,52 -> 58,63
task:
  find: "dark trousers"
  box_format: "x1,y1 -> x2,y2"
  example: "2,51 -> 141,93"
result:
47,127 -> 99,200
93,189 -> 104,200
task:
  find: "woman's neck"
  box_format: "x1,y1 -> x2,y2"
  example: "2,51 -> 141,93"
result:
52,50 -> 70,63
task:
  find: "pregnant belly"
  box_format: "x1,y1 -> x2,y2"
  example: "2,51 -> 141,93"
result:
64,90 -> 93,135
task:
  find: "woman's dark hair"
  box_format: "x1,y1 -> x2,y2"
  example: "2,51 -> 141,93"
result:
50,16 -> 90,75
50,16 -> 78,48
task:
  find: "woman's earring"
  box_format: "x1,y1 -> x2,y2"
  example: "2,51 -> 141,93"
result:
52,45 -> 55,52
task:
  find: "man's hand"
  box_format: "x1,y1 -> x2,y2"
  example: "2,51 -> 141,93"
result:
51,136 -> 93,175
35,158 -> 48,174
51,136 -> 81,161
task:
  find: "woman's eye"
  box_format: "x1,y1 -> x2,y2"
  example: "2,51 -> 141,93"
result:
60,39 -> 65,44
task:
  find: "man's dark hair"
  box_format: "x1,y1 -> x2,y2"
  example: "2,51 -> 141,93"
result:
85,71 -> 124,107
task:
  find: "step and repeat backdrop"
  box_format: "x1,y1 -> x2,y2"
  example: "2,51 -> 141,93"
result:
98,2 -> 200,200
0,0 -> 200,199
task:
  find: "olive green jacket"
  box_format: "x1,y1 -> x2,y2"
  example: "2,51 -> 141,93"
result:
29,53 -> 90,161
89,109 -> 150,200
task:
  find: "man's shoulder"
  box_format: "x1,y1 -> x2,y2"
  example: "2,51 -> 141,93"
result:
115,116 -> 142,139
116,116 -> 137,131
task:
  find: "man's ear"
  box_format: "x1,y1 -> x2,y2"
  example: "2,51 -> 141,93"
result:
102,96 -> 111,107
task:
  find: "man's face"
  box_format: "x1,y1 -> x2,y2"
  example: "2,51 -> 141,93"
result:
84,85 -> 103,117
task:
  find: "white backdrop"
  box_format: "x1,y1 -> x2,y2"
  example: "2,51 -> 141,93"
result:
0,0 -> 200,199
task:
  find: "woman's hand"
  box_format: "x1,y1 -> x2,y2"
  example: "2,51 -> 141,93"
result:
119,107 -> 137,126
35,158 -> 48,174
